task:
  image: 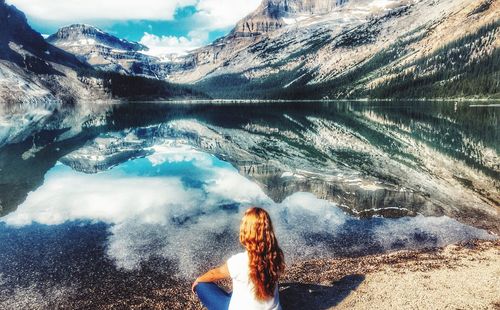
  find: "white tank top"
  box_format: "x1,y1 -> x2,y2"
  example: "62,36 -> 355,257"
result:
227,251 -> 281,310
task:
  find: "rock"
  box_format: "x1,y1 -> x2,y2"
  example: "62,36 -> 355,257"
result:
47,24 -> 148,52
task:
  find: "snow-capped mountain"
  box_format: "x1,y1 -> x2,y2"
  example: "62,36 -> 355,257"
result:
47,24 -> 148,52
4,0 -> 495,100
40,0 -> 498,99
231,0 -> 347,37
47,24 -> 154,75
46,24 -> 196,79
0,3 -> 205,109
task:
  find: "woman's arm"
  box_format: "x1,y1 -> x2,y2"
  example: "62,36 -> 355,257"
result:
192,263 -> 230,292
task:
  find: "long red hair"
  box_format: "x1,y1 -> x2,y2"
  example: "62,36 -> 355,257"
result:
239,207 -> 285,300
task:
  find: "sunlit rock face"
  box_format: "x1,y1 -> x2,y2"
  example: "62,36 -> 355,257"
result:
167,0 -> 499,100
266,0 -> 343,16
46,24 -> 157,76
231,0 -> 344,37
45,24 -> 198,79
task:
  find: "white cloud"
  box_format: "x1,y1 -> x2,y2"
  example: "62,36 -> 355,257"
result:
2,175 -> 201,227
7,0 -> 262,56
6,0 -> 260,28
1,147 -> 268,228
2,145 -> 493,277
194,0 -> 261,29
7,0 -> 197,22
139,30 -> 208,57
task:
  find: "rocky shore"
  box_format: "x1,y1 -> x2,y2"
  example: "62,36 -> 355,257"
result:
1,236 -> 498,310
109,240 -> 500,309
280,239 -> 500,310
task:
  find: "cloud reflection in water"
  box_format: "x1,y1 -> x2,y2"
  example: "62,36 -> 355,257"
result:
1,144 -> 494,277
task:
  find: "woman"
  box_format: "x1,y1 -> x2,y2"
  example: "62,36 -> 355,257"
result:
192,207 -> 285,310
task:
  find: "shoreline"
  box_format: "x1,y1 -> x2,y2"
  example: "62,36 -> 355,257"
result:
156,240 -> 500,309
280,239 -> 500,310
115,98 -> 500,104
0,239 -> 497,309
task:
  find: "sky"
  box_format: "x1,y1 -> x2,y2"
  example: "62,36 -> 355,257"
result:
6,0 -> 261,55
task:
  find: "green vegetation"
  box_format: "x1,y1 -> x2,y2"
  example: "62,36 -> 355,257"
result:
370,21 -> 500,98
194,67 -> 307,99
79,69 -> 208,100
195,21 -> 499,100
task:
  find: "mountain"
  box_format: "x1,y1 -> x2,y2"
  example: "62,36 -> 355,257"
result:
0,2 -> 207,111
46,24 -> 193,79
167,0 -> 499,99
0,5 -> 87,71
231,0 -> 345,37
46,24 -> 155,75
35,0 -> 499,99
47,24 -> 147,52
0,0 -> 110,107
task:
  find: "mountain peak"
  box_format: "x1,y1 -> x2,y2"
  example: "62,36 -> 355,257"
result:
265,0 -> 343,17
47,24 -> 148,52
231,0 -> 347,37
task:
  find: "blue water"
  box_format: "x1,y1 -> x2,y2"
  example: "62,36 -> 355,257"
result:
0,146 -> 493,279
0,101 -> 498,308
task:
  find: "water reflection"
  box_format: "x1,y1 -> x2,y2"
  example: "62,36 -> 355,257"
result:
0,100 -> 498,308
1,146 -> 494,275
1,101 -> 498,227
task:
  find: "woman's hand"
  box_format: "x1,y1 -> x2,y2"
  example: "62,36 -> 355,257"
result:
191,264 -> 230,294
191,278 -> 200,294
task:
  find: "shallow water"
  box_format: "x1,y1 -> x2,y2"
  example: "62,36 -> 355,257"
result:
0,100 -> 498,308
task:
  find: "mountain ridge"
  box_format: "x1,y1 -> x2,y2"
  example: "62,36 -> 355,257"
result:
182,0 -> 499,99
0,0 -> 107,107
47,24 -> 148,52
230,0 -> 347,37
2,0 -> 499,100
0,0 -> 207,109
46,23 -> 159,76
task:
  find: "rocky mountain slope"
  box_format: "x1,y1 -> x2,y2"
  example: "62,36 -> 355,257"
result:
0,0 -> 209,154
47,24 -> 147,53
43,0 -> 498,99
46,24 -> 196,80
0,0 -> 110,109
172,0 -> 499,99
0,1 -> 208,113
47,24 -> 162,77
231,0 -> 345,37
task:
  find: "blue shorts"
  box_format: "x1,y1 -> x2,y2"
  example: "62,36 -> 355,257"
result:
195,282 -> 232,310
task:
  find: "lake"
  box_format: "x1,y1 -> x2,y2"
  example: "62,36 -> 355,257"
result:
0,100 -> 498,308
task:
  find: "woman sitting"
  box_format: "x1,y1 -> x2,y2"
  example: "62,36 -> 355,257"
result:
192,207 -> 285,310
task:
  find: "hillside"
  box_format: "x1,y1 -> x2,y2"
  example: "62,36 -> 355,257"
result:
46,24 -> 164,77
41,0 -> 499,99
0,1 -> 207,109
0,0 -> 107,108
177,0 -> 499,99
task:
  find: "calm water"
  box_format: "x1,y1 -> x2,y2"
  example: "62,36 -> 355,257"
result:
0,100 -> 498,308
